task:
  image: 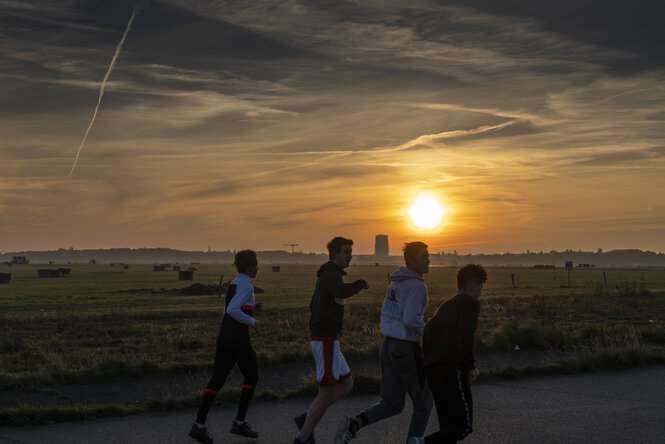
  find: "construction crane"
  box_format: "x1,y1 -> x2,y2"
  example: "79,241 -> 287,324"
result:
283,243 -> 299,253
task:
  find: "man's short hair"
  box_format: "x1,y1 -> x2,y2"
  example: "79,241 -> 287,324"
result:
403,241 -> 428,263
327,237 -> 353,260
457,264 -> 488,290
234,249 -> 258,273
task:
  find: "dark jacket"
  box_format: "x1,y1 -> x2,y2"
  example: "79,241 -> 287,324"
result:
217,283 -> 255,350
422,293 -> 480,371
309,261 -> 366,338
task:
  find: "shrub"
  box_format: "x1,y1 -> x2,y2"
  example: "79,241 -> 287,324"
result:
488,321 -> 569,350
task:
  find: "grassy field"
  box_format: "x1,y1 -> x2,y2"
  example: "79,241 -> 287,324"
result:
1,263 -> 664,390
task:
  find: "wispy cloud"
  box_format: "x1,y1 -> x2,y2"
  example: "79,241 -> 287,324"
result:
378,121 -> 518,152
2,0 -> 664,252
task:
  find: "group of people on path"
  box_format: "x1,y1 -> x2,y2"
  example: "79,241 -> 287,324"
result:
188,237 -> 488,444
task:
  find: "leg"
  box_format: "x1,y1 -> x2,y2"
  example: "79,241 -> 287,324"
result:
234,348 -> 259,422
300,375 -> 353,438
196,348 -> 237,424
299,339 -> 353,439
425,365 -> 472,444
359,339 -> 407,425
424,365 -> 455,444
403,343 -> 433,438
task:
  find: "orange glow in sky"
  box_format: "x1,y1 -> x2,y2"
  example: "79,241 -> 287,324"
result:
2,1 -> 665,255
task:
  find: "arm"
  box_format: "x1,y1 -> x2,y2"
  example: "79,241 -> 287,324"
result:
457,299 -> 480,371
401,283 -> 427,336
322,270 -> 366,299
226,281 -> 256,326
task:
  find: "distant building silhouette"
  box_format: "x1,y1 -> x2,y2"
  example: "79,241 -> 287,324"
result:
37,268 -> 70,278
179,270 -> 194,280
374,234 -> 389,257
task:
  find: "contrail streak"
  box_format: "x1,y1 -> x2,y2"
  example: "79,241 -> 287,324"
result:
68,0 -> 150,178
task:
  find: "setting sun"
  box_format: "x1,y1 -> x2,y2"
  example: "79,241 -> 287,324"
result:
408,195 -> 446,229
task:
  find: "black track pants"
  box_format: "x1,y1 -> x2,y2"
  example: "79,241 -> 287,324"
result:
424,364 -> 473,444
196,347 -> 258,424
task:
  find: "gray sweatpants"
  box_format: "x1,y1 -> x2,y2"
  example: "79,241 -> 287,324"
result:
361,337 -> 433,438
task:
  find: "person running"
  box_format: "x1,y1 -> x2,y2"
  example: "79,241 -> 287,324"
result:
293,237 -> 370,444
422,264 -> 487,444
335,241 -> 433,444
189,249 -> 263,444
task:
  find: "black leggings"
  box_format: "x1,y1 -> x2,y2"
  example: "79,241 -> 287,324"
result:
424,364 -> 473,443
196,347 -> 259,424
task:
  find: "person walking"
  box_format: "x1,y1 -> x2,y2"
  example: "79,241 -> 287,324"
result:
335,241 -> 433,444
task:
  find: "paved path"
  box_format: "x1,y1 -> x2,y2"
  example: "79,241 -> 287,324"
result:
1,366 -> 663,444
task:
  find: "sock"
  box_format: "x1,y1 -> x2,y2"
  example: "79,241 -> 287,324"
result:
234,419 -> 246,425
356,414 -> 368,428
295,436 -> 308,442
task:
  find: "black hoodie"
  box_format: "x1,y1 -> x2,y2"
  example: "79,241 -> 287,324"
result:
309,261 -> 366,338
422,293 -> 480,371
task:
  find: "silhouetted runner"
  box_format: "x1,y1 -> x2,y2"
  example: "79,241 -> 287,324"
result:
189,250 -> 263,443
422,264 -> 487,443
335,241 -> 433,444
292,237 -> 370,444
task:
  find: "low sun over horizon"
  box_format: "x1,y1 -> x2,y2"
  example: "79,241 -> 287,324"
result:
2,1 -> 665,255
408,195 -> 447,230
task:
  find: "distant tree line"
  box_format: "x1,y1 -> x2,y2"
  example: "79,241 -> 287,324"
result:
2,247 -> 664,267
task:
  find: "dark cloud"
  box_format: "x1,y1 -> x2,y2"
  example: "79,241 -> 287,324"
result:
442,0 -> 665,72
647,146 -> 665,156
2,0 -> 664,252
0,81 -> 101,115
124,2 -> 315,67
3,144 -> 65,160
180,179 -> 241,199
314,164 -> 395,180
573,146 -> 665,166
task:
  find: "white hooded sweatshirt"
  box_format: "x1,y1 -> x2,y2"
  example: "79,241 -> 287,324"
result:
380,267 -> 428,342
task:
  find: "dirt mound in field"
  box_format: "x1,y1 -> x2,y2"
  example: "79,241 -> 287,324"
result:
119,282 -> 264,295
178,283 -> 265,295
179,283 -> 219,295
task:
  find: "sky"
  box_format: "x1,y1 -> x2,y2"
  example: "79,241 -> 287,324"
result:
2,0 -> 665,254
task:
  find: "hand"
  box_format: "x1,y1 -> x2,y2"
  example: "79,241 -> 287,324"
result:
469,368 -> 479,381
361,279 -> 370,290
252,319 -> 260,329
254,301 -> 263,311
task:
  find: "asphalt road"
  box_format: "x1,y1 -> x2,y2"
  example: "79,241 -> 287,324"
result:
1,366 -> 663,444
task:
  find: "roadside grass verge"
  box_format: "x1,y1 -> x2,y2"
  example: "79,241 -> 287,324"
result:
1,350 -> 663,427
2,291 -> 664,391
0,404 -> 143,427
0,373 -> 381,426
480,349 -> 665,380
1,282 -> 663,391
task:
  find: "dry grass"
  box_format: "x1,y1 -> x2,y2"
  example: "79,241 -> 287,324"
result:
1,264 -> 663,390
